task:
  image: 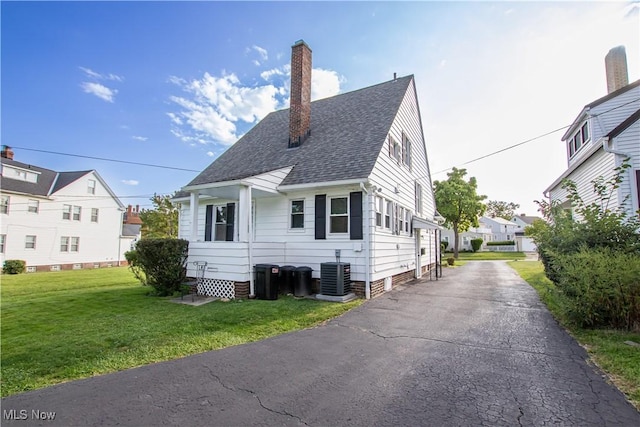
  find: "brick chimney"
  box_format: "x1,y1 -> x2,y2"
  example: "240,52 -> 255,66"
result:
605,46 -> 629,94
1,145 -> 14,160
289,40 -> 312,148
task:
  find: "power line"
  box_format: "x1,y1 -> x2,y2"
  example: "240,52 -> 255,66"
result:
10,146 -> 201,173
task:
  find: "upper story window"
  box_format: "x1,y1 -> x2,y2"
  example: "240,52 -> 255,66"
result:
375,197 -> 383,227
385,200 -> 392,229
28,199 -> 39,214
0,234 -> 5,253
72,206 -> 81,221
91,208 -> 99,223
388,135 -> 401,163
1,195 -> 9,214
63,204 -> 71,220
405,209 -> 411,233
2,166 -> 39,183
415,183 -> 423,214
63,205 -> 81,221
568,121 -> 590,158
402,133 -> 412,168
87,179 -> 96,194
290,200 -> 304,229
329,197 -> 348,234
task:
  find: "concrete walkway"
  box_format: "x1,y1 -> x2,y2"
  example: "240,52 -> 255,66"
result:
3,261 -> 639,426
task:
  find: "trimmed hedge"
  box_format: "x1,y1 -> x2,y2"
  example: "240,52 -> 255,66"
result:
470,238 -> 484,252
3,260 -> 26,274
487,241 -> 515,246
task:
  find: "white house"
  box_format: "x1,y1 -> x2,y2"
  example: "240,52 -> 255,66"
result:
174,40 -> 441,300
440,221 -> 492,252
480,216 -> 520,242
545,47 -> 639,219
0,147 -> 128,272
511,214 -> 541,252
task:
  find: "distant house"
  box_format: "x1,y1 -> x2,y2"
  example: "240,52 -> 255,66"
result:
174,40 -> 441,300
511,214 -> 542,252
481,216 -> 520,242
0,146 -> 129,271
440,220 -> 492,252
545,47 -> 639,219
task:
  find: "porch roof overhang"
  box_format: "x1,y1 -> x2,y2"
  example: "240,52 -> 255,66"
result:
412,215 -> 442,230
181,179 -> 280,200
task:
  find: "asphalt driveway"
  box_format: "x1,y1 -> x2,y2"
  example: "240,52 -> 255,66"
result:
3,261 -> 639,426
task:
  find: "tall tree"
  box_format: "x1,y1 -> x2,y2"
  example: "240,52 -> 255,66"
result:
139,193 -> 179,239
485,200 -> 520,220
434,168 -> 487,258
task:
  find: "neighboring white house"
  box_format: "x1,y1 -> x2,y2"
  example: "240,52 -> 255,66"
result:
545,48 -> 639,219
440,221 -> 492,252
480,216 -> 520,242
511,214 -> 541,252
0,146 -> 128,272
174,40 -> 441,300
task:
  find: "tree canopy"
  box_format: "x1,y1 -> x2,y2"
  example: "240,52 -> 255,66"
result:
139,194 -> 179,239
434,168 -> 487,258
485,200 -> 520,220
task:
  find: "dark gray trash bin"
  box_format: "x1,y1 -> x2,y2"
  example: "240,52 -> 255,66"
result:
255,264 -> 279,300
279,265 -> 296,295
294,266 -> 313,297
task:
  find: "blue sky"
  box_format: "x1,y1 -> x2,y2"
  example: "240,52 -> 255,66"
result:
2,1 -> 639,215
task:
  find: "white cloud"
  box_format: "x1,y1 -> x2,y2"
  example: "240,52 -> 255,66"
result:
252,60 -> 261,66
80,82 -> 117,103
168,71 -> 285,145
79,66 -> 123,81
121,179 -> 139,186
311,68 -> 344,101
206,151 -> 215,157
132,136 -> 148,141
260,65 -> 289,81
252,45 -> 268,61
439,59 -> 447,69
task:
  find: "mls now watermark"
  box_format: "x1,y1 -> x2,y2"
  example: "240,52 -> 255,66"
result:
3,409 -> 57,421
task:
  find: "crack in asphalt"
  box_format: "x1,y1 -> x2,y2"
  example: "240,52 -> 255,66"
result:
204,364 -> 309,426
333,322 -> 575,360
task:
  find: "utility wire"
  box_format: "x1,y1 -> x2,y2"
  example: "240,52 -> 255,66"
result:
9,146 -> 201,173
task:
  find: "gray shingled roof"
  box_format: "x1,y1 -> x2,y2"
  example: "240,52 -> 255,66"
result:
187,75 -> 413,187
1,158 -> 91,196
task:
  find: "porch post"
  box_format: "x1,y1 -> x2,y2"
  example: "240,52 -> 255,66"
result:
239,185 -> 255,297
190,190 -> 199,242
415,228 -> 422,279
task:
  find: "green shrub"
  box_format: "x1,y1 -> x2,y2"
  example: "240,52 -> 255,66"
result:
441,241 -> 448,252
553,247 -> 640,330
125,238 -> 189,296
487,241 -> 515,246
446,257 -> 455,266
2,260 -> 26,274
470,238 -> 484,252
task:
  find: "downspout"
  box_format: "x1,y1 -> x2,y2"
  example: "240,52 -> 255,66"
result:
602,137 -> 636,216
360,182 -> 371,299
245,185 -> 255,298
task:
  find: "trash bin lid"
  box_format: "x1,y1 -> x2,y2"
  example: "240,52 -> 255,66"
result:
296,266 -> 312,272
280,265 -> 296,271
255,264 -> 279,268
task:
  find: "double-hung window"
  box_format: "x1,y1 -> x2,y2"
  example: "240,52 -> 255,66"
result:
0,234 -> 5,253
375,197 -> 383,227
402,133 -> 412,167
385,201 -> 392,229
25,235 -> 36,249
87,179 -> 96,194
62,205 -> 72,220
72,206 -> 81,221
290,200 -> 304,229
91,208 -> 99,223
71,237 -> 80,252
415,183 -> 423,214
329,197 -> 348,234
28,199 -> 39,213
399,207 -> 405,233
215,206 -> 227,241
60,237 -> 69,252
1,196 -> 9,214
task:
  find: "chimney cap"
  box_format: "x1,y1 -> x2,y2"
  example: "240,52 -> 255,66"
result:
292,39 -> 312,51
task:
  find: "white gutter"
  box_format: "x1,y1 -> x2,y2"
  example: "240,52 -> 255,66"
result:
279,178 -> 367,192
359,182 -> 371,300
602,136 -> 636,215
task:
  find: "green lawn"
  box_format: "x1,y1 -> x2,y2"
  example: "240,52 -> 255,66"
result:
509,261 -> 640,409
0,267 -> 361,397
444,251 -> 526,261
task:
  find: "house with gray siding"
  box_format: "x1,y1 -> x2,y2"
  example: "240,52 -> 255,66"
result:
174,40 -> 441,300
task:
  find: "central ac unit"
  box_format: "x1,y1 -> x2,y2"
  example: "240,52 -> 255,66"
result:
320,262 -> 351,296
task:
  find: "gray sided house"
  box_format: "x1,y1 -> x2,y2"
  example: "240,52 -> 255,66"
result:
175,41 -> 441,300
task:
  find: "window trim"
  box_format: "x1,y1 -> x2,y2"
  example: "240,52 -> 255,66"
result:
402,132 -> 412,168
289,199 -> 305,230
384,200 -> 392,229
60,236 -> 70,252
328,196 -> 349,235
62,204 -> 72,220
72,206 -> 81,221
28,199 -> 39,214
91,208 -> 99,223
87,179 -> 96,195
1,195 -> 9,214
375,196 -> 383,227
70,236 -> 80,252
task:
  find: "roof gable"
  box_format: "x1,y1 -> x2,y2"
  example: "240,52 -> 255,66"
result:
0,158 -> 57,196
607,108 -> 640,139
51,171 -> 92,193
187,75 -> 414,188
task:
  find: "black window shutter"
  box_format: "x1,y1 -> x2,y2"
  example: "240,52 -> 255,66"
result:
226,203 -> 235,241
205,205 -> 213,241
315,195 -> 326,240
350,191 -> 363,240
